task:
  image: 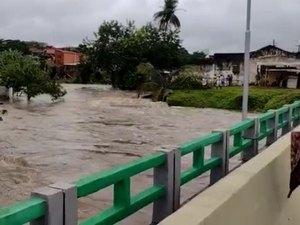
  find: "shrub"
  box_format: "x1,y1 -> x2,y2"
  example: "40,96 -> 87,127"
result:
167,87 -> 300,112
264,93 -> 300,111
170,74 -> 204,90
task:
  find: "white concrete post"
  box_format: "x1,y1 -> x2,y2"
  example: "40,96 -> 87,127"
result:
49,183 -> 78,225
8,87 -> 13,103
152,148 -> 179,225
242,118 -> 259,162
283,105 -> 293,135
30,187 -> 64,225
266,110 -> 279,146
210,129 -> 229,185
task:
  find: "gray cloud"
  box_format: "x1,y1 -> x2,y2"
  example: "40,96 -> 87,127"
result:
0,0 -> 299,53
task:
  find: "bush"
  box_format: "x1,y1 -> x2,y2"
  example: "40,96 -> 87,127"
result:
264,93 -> 300,111
170,65 -> 207,90
170,75 -> 204,90
167,87 -> 300,112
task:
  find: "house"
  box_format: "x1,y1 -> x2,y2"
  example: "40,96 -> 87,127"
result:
201,45 -> 300,88
54,49 -> 82,67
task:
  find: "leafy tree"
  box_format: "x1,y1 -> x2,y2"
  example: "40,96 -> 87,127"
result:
0,39 -> 30,55
79,21 -> 188,89
0,50 -> 66,101
154,0 -> 181,31
185,51 -> 207,65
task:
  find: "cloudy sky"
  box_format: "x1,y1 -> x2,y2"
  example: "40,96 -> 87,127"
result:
0,0 -> 299,54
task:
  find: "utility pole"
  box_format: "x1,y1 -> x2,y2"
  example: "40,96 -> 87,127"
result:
242,0 -> 252,120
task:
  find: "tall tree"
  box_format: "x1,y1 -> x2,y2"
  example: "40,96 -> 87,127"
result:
153,0 -> 181,31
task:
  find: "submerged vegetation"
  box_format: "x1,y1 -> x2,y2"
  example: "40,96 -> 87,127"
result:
0,50 -> 66,101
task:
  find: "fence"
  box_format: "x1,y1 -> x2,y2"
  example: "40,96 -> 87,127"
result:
1,101 -> 300,225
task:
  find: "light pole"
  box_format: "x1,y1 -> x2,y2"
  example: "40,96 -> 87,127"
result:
242,0 -> 252,120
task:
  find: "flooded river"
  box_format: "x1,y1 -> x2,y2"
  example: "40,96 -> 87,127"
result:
0,84 -> 253,224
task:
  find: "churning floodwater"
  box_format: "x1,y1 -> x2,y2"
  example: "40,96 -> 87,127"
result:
0,84 -> 254,224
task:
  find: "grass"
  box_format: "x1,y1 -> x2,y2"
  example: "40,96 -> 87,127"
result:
167,87 -> 300,112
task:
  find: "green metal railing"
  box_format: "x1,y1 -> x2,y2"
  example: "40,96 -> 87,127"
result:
180,133 -> 222,186
278,106 -> 289,129
1,101 -> 300,225
0,198 -> 46,225
228,119 -> 254,158
258,111 -> 275,140
76,152 -> 166,225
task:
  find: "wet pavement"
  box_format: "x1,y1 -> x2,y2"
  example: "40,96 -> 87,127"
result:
0,84 -> 255,224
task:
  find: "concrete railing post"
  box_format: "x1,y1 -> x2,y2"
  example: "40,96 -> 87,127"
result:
283,104 -> 293,135
173,148 -> 181,212
210,129 -> 229,185
152,147 -> 180,225
49,183 -> 78,225
30,187 -> 64,225
293,101 -> 300,128
242,118 -> 259,162
266,110 -> 279,146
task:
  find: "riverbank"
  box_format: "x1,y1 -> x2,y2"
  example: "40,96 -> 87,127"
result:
167,87 -> 300,112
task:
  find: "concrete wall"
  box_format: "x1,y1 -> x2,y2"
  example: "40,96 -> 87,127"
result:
160,128 -> 300,225
0,86 -> 8,97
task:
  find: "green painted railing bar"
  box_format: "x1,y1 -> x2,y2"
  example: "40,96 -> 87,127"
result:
180,157 -> 221,185
278,106 -> 289,114
193,147 -> 204,168
258,128 -> 274,140
180,133 -> 222,156
80,185 -> 165,225
0,197 -> 46,225
75,152 -> 166,198
229,119 -> 254,135
229,139 -> 252,158
228,119 -> 255,158
258,111 -> 275,121
114,178 -> 131,208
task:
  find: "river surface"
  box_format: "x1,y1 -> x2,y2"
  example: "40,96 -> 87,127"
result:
0,84 -> 255,224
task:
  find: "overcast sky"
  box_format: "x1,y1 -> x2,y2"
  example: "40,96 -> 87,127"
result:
0,0 -> 299,54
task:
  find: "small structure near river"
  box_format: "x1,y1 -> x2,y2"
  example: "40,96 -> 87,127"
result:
200,44 -> 300,88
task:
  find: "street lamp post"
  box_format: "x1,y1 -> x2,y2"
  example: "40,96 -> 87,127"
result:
242,0 -> 252,120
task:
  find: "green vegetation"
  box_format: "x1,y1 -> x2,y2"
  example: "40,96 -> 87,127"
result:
167,87 -> 300,112
0,50 -> 66,101
78,0 -> 206,89
154,0 -> 181,31
170,66 -> 205,90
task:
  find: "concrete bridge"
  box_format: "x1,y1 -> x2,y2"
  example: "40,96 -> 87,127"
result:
160,127 -> 298,225
0,102 -> 299,225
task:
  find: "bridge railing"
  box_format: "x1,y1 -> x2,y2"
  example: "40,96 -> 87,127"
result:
75,152 -> 170,225
1,102 -> 300,225
0,198 -> 46,225
180,132 -> 223,186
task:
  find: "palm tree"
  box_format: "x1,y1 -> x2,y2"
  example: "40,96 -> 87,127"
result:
153,0 -> 181,31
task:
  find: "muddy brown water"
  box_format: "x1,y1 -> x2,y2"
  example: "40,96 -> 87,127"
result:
0,84 -> 255,224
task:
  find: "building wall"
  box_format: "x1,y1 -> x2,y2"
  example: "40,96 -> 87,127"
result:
248,56 -> 300,82
160,128 -> 300,225
213,56 -> 300,84
54,50 -> 82,66
54,50 -> 64,66
63,52 -> 81,65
